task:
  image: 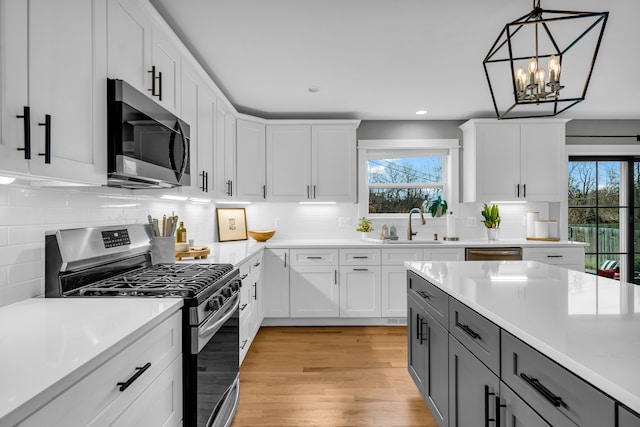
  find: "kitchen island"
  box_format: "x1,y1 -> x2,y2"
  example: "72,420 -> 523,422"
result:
405,260 -> 640,426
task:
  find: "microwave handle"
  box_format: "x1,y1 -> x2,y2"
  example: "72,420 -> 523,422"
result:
170,120 -> 189,182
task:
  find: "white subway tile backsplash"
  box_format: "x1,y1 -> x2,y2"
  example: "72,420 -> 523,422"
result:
0,279 -> 42,306
0,227 -> 7,246
8,226 -> 46,245
0,244 -> 41,267
0,207 -> 42,225
0,266 -> 7,288
8,261 -> 42,284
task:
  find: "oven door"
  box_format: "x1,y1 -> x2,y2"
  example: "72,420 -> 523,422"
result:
186,293 -> 240,427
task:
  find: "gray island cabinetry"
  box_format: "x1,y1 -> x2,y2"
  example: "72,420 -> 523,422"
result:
406,261 -> 640,427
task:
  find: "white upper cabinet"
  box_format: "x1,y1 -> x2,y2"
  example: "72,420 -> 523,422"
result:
107,0 -> 181,115
213,104 -> 236,199
266,125 -> 312,201
266,123 -> 358,202
0,0 -> 107,185
461,119 -> 567,202
236,119 -> 266,201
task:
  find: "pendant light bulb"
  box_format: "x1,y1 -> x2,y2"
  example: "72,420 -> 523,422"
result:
548,55 -> 560,82
535,69 -> 546,84
528,57 -> 538,74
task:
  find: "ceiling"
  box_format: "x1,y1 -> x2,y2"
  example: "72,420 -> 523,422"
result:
150,0 -> 639,121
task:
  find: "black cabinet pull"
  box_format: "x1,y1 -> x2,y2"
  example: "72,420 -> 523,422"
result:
352,256 -> 369,259
547,255 -> 564,258
240,273 -> 248,280
520,373 -> 568,408
254,261 -> 261,267
262,184 -> 266,199
417,290 -> 431,300
420,320 -> 428,344
240,339 -> 248,350
229,180 -> 233,196
157,71 -> 163,101
117,362 -> 151,392
484,385 -> 502,426
456,321 -> 481,340
313,185 -> 316,199
307,185 -> 310,199
16,106 -> 31,159
200,171 -> 208,192
415,313 -> 421,340
523,183 -> 526,198
38,114 -> 51,164
306,256 -> 323,259
148,66 -> 158,96
516,183 -> 520,198
240,303 -> 248,311
284,252 -> 287,268
252,283 -> 257,300
353,268 -> 369,272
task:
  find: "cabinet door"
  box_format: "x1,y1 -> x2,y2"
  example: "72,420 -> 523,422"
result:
381,266 -> 408,317
107,0 -> 152,95
311,125 -> 357,202
196,83 -> 217,194
28,0 -> 107,184
236,119 -> 265,200
213,103 -> 234,198
520,123 -> 565,202
0,0 -> 29,175
407,295 -> 427,393
151,26 -> 181,115
449,335 -> 500,427
339,266 -> 381,317
181,63 -> 201,190
266,125 -> 311,201
263,249 -> 290,318
290,266 -> 339,317
425,313 -> 449,427
423,248 -> 464,261
474,122 -> 521,202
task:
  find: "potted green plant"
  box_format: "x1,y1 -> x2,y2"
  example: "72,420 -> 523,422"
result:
356,217 -> 374,240
481,203 -> 501,240
427,196 -> 448,217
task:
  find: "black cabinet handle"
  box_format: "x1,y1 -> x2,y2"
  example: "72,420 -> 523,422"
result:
240,273 -> 248,280
16,106 -> 31,159
484,385 -> 502,426
520,373 -> 568,408
117,362 -> 151,392
420,320 -> 428,344
157,71 -> 163,101
306,185 -> 310,199
254,261 -> 261,267
240,303 -> 248,311
523,183 -> 526,198
252,283 -> 257,300
262,184 -> 266,199
415,313 -> 422,340
547,255 -> 564,258
148,66 -> 158,96
495,395 -> 505,426
200,171 -> 208,192
456,321 -> 481,340
284,252 -> 287,268
353,268 -> 369,272
334,269 -> 337,285
353,256 -> 369,259
240,339 -> 248,350
516,183 -> 520,198
417,290 -> 431,300
38,114 -> 51,164
313,185 -> 316,199
229,180 -> 233,196
306,256 -> 323,259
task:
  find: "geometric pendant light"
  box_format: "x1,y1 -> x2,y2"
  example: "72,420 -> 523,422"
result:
483,0 -> 608,119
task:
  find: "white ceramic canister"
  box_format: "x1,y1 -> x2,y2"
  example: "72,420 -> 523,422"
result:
534,220 -> 549,239
526,211 -> 540,238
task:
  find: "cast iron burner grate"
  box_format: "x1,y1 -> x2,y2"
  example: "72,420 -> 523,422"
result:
73,263 -> 234,297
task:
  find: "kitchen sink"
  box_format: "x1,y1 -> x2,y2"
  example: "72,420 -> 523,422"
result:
384,240 -> 443,244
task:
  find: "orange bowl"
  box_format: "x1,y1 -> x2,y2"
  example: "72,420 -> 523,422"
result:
248,229 -> 276,242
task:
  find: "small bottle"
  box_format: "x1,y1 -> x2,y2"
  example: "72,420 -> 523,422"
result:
176,221 -> 187,243
381,224 -> 389,239
390,225 -> 397,237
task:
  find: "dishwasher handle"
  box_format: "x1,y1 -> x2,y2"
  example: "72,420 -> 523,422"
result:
465,248 -> 523,260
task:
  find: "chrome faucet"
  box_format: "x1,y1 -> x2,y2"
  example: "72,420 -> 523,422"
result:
407,208 -> 426,240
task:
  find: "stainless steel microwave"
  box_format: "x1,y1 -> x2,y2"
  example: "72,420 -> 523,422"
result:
107,79 -> 190,189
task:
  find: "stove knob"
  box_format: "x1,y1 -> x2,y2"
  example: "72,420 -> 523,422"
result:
208,298 -> 221,312
222,288 -> 232,298
231,282 -> 240,292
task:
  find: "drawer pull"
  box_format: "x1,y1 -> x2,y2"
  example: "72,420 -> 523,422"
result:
240,303 -> 248,311
240,274 -> 248,280
484,385 -> 496,427
352,256 -> 369,259
353,268 -> 369,272
520,373 -> 568,408
240,339 -> 248,350
546,255 -> 564,258
117,362 -> 151,392
417,290 -> 431,300
457,322 -> 482,340
254,261 -> 261,267
306,256 -> 323,259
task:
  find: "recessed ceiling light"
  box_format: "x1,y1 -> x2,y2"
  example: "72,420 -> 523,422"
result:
308,86 -> 320,93
416,110 -> 428,115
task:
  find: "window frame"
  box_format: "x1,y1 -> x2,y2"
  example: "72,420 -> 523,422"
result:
357,139 -> 460,219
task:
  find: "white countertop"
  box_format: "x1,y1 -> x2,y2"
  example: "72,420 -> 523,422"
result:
405,260 -> 640,413
0,298 -> 183,425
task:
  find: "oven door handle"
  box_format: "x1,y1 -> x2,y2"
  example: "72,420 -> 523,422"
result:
197,294 -> 239,345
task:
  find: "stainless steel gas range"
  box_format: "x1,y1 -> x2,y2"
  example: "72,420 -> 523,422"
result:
44,224 -> 241,427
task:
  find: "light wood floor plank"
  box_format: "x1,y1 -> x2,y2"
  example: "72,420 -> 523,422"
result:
231,326 -> 436,427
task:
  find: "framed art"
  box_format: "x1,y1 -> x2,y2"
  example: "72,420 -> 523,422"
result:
216,208 -> 248,242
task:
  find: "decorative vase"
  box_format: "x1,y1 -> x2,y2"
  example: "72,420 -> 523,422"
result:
360,232 -> 369,241
486,227 -> 499,241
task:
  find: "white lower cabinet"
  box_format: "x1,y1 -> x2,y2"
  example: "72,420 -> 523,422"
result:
238,251 -> 263,364
339,266 -> 381,317
263,248 -> 290,317
290,265 -> 339,317
381,248 -> 423,318
19,310 -> 182,426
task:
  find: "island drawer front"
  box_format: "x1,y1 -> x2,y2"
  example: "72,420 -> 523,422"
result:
20,311 -> 182,427
382,248 -> 423,266
290,249 -> 338,266
449,298 -> 500,375
339,248 -> 381,265
619,405 -> 640,427
501,331 -> 615,427
407,271 -> 448,329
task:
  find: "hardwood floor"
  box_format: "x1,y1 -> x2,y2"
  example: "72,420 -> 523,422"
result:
231,326 -> 437,427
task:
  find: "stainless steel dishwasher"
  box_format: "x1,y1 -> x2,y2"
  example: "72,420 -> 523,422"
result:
465,247 -> 523,260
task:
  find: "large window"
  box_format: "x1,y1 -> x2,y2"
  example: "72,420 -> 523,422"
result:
358,140 -> 459,216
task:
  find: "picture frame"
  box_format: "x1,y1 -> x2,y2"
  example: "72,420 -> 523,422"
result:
216,208 -> 248,242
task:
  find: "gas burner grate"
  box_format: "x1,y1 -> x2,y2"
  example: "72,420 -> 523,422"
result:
73,263 -> 234,297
